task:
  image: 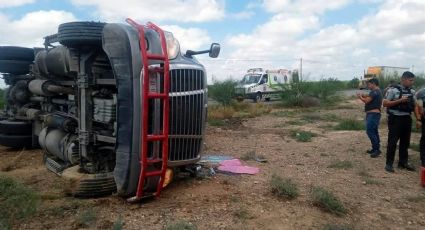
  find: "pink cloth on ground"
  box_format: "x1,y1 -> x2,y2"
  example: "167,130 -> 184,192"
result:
217,159 -> 260,175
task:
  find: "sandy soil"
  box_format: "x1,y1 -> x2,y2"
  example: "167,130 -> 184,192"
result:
1,98 -> 425,230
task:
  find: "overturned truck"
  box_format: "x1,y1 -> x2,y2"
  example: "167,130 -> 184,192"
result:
0,19 -> 220,201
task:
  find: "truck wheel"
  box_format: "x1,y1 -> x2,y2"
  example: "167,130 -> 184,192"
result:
265,98 -> 271,102
61,166 -> 116,198
254,92 -> 262,103
0,133 -> 32,148
58,21 -> 106,48
0,120 -> 32,135
0,60 -> 32,75
0,46 -> 34,61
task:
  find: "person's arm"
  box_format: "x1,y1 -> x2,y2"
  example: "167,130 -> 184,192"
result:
383,98 -> 406,107
415,100 -> 423,128
358,94 -> 372,104
382,88 -> 408,108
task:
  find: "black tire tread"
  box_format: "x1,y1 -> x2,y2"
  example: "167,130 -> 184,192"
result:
57,21 -> 106,47
0,133 -> 32,148
0,120 -> 32,135
0,60 -> 32,75
0,46 -> 34,61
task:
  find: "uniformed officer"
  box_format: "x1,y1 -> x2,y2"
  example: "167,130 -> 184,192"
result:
414,87 -> 425,187
382,71 -> 416,173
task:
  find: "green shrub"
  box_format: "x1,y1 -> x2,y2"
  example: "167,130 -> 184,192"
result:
270,174 -> 299,199
290,130 -> 316,142
207,119 -> 225,127
278,78 -> 344,107
310,186 -> 347,216
0,176 -> 40,229
233,207 -> 251,220
208,79 -> 237,106
112,217 -> 124,230
323,224 -> 354,230
165,221 -> 197,230
334,119 -> 364,130
328,160 -> 353,169
347,78 -> 360,89
77,208 -> 97,228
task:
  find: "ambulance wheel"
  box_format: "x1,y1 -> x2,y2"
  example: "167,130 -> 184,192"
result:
254,92 -> 262,103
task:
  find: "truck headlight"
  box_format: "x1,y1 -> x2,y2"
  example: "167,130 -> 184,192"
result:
165,31 -> 180,59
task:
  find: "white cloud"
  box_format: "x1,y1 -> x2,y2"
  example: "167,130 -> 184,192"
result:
262,0 -> 350,14
0,0 -> 35,8
227,14 -> 320,58
70,0 -> 225,23
229,11 -> 255,20
218,0 -> 425,81
0,10 -> 76,47
161,25 -> 212,52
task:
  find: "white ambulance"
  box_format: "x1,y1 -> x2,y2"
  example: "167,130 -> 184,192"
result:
235,68 -> 293,102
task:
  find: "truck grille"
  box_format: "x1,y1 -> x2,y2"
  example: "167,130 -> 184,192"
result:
168,69 -> 205,162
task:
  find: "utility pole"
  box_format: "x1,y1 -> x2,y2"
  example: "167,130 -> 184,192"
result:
300,58 -> 303,81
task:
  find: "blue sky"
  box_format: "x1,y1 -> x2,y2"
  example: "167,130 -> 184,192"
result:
1,0 -> 425,82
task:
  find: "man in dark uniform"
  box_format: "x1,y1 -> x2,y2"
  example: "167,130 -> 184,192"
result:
414,87 -> 425,187
357,78 -> 383,157
383,71 -> 416,173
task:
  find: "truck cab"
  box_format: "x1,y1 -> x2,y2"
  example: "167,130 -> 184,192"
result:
0,19 -> 220,200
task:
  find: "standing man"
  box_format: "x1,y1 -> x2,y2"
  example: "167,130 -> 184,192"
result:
383,71 -> 416,173
357,78 -> 383,157
414,88 -> 425,187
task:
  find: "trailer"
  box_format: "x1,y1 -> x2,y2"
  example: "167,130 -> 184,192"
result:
359,66 -> 409,89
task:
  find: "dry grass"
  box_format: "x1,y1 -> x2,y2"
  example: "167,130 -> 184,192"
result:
0,176 -> 40,229
165,220 -> 197,230
1,149 -> 25,172
310,186 -> 347,216
270,174 -> 299,199
328,160 -> 353,169
77,208 -> 97,228
208,106 -> 235,120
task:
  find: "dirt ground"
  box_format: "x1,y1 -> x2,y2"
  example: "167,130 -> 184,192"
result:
1,98 -> 425,230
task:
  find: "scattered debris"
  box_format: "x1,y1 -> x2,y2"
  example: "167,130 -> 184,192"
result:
217,159 -> 260,175
199,155 -> 234,165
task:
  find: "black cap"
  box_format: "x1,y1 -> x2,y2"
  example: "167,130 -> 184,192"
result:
402,71 -> 415,79
367,78 -> 379,86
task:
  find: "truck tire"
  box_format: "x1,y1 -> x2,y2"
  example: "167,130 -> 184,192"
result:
0,46 -> 34,61
0,60 -> 32,75
0,120 -> 32,135
0,134 -> 32,148
61,166 -> 116,198
58,22 -> 106,48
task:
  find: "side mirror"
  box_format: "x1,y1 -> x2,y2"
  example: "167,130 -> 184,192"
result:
185,43 -> 221,58
209,43 -> 220,58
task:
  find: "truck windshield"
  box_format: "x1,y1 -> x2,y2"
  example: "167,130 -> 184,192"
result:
241,74 -> 261,84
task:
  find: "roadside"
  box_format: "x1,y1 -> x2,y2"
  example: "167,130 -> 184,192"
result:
1,97 -> 425,230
